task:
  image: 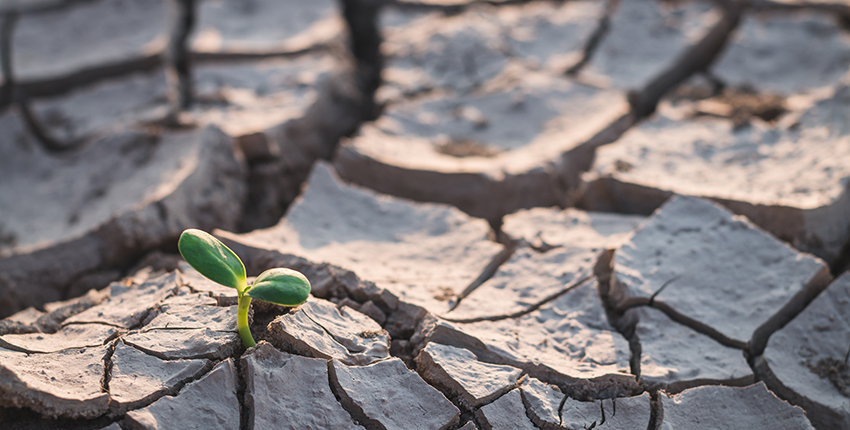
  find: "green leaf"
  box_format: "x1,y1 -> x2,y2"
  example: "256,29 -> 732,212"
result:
246,268 -> 311,306
178,229 -> 246,291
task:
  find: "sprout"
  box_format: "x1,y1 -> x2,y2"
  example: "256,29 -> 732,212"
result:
177,229 -> 311,347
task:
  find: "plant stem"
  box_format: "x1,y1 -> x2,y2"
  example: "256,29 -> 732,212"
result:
237,292 -> 255,348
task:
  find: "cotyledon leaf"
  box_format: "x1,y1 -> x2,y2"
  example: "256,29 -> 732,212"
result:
178,229 -> 246,291
246,268 -> 311,306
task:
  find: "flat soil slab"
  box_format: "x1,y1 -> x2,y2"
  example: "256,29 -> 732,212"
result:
756,272 -> 850,430
12,0 -> 166,82
584,84 -> 850,264
0,289 -> 110,335
0,345 -> 110,419
158,289 -> 218,307
337,0 -> 632,222
712,10 -> 850,94
659,383 -> 814,429
447,246 -> 600,321
20,45 -> 358,232
630,306 -> 753,392
595,393 -> 652,430
11,0 -> 338,82
123,359 -> 240,430
28,70 -> 169,143
379,0 -> 607,97
192,0 -> 340,55
123,295 -> 242,361
519,377 -> 565,428
415,280 -> 632,385
364,72 -> 625,158
560,397 -> 605,430
449,208 -> 643,321
191,54 -> 336,140
415,342 -> 521,409
0,118 -> 245,318
0,323 -> 118,353
329,357 -> 460,430
0,122 -> 243,253
502,207 -> 644,250
230,162 -> 504,315
518,376 -> 651,429
29,52 -> 335,143
63,272 -> 180,329
579,0 -> 717,90
241,342 -> 363,430
122,328 -> 239,361
611,196 -> 830,348
335,70 -> 631,222
143,302 -> 238,332
267,298 -> 389,366
475,389 -> 537,430
109,341 -> 211,415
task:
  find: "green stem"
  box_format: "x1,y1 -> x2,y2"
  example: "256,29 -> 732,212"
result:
237,292 -> 255,348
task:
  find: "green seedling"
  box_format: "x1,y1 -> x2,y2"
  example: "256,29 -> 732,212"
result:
177,228 -> 311,348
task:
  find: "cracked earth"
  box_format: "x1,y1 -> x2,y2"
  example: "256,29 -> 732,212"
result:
2,0 -> 850,429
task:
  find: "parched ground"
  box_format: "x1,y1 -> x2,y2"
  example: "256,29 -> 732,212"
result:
1,0 -> 850,429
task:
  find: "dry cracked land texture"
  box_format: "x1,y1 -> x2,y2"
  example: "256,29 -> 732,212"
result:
2,0 -> 850,429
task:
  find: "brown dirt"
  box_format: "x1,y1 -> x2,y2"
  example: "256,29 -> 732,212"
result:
677,85 -> 788,129
808,357 -> 850,397
432,286 -> 455,302
435,139 -> 500,158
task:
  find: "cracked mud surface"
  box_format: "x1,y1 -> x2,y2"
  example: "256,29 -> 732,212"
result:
2,0 -> 850,429
337,0 -> 635,223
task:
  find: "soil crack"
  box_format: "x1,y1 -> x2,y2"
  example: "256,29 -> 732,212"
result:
326,359 -> 382,430
628,0 -> 742,118
448,240 -> 517,312
101,339 -> 118,395
442,274 -> 593,324
650,300 -> 746,350
234,352 -> 250,430
565,0 -> 617,76
301,307 -> 364,356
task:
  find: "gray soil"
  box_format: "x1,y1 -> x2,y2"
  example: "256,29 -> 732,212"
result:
2,0 -> 850,429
